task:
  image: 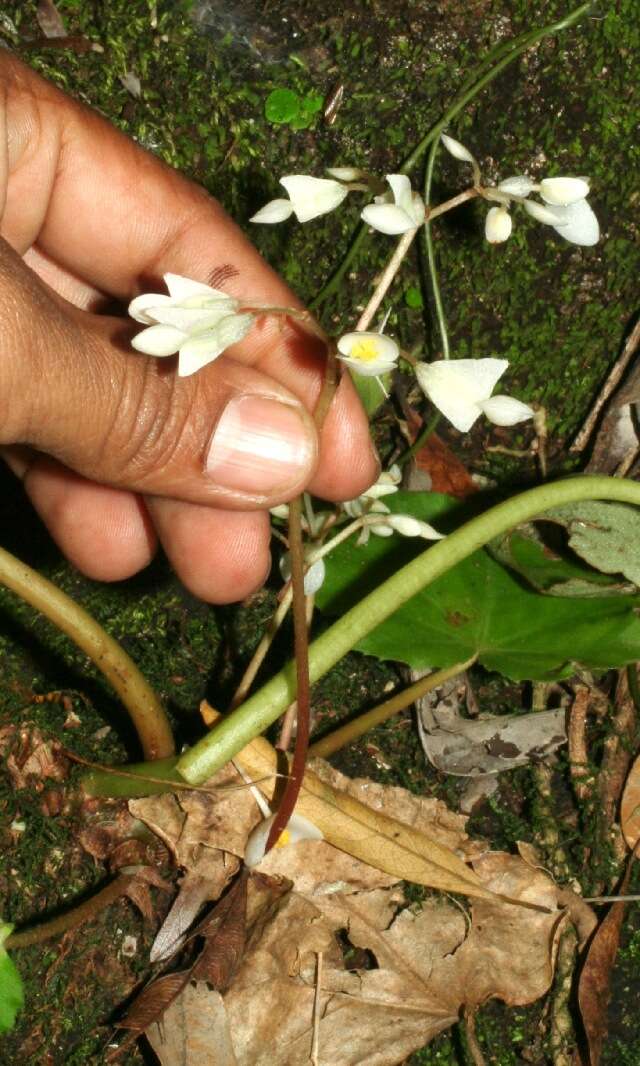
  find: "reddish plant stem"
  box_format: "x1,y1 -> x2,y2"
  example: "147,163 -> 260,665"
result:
264,341 -> 338,852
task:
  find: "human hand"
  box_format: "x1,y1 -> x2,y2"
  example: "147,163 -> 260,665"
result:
0,55 -> 378,603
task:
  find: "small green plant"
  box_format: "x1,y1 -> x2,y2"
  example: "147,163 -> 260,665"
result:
0,923 -> 23,1034
264,87 -> 324,130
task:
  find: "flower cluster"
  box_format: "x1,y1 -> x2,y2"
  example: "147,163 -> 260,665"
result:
441,133 -> 599,247
128,273 -> 254,377
342,465 -> 444,544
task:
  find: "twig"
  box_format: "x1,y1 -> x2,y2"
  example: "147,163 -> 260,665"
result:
568,685 -> 595,803
310,951 -> 323,1066
549,924 -> 578,1066
6,874 -> 134,948
571,315 -> 640,453
309,658 -> 476,759
463,1010 -> 487,1066
356,228 -> 418,332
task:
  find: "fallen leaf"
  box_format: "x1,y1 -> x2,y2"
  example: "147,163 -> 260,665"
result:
191,873 -> 248,988
36,0 -> 66,37
418,704 -> 567,776
576,852 -> 636,1066
620,751 -> 640,849
145,853 -> 562,1065
412,431 -> 478,498
224,720 -> 498,902
118,969 -> 192,1035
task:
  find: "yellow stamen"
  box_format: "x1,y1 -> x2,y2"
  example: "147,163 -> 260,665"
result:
350,338 -> 382,363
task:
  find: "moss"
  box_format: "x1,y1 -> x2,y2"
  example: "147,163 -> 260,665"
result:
2,0 -> 640,1061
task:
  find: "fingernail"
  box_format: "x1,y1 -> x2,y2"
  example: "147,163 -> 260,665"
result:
205,395 -> 315,496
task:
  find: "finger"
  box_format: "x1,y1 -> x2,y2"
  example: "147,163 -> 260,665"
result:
145,498 -> 272,604
2,448 -> 157,581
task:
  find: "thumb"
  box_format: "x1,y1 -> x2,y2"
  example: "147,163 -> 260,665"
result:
0,241 -> 319,509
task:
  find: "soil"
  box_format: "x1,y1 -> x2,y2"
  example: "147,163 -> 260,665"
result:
1,1 -> 639,1063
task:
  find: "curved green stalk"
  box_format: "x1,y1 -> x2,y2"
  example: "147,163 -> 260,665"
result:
0,545 -> 174,760
177,476 -> 640,785
311,2 -> 593,310
423,139 -> 450,360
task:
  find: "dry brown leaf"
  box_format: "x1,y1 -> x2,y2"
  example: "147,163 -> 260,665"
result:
191,873 -> 248,988
227,722 -> 504,903
147,853 -> 561,1066
576,853 -> 636,1066
119,969 -> 192,1034
36,0 -> 66,37
620,752 -> 640,849
147,984 -> 238,1066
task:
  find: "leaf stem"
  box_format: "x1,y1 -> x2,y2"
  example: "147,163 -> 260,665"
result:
0,545 -> 174,760
6,874 -> 134,949
309,657 -> 476,759
177,475 -> 640,785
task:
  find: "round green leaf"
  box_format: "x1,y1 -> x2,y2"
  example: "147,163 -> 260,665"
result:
264,88 -> 300,125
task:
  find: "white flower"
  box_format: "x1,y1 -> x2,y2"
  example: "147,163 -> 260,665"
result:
386,514 -> 444,540
485,206 -> 513,244
279,552 -> 326,596
342,465 -> 401,518
337,331 -> 400,377
326,166 -> 363,182
415,358 -> 534,433
524,196 -> 599,247
245,812 -> 324,868
361,174 -> 426,235
250,174 -> 349,224
441,133 -> 478,167
129,273 -> 254,377
539,177 -> 590,205
497,175 -> 536,198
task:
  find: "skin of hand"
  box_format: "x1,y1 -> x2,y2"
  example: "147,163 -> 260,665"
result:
0,54 -> 379,604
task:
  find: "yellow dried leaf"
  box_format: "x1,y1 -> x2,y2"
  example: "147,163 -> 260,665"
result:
201,703 -> 498,903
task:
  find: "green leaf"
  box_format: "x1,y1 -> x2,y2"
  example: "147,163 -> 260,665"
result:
317,492 -> 640,681
404,285 -> 424,309
264,88 -> 300,125
489,524 -> 626,597
0,924 -> 23,1034
545,500 -> 640,586
351,372 -> 390,418
290,92 -> 324,129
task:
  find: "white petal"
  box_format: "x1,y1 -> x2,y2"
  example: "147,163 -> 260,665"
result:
497,175 -> 535,198
303,559 -> 326,596
326,166 -> 362,181
337,331 -> 400,362
270,504 -> 289,519
523,199 -> 567,226
338,354 -> 397,377
280,175 -> 348,223
250,198 -> 294,224
386,514 -> 444,539
485,206 -> 512,243
441,133 -> 476,165
370,523 -> 394,537
361,202 -> 416,235
415,358 -> 509,433
177,313 -> 254,376
145,303 -> 234,332
386,173 -> 413,211
163,273 -> 220,300
540,177 -> 590,206
130,323 -> 185,356
245,813 -> 323,868
480,395 -> 534,426
365,482 -> 400,499
128,292 -> 173,324
550,199 -> 600,246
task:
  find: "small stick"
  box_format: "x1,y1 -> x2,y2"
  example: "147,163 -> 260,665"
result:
463,1009 -> 487,1066
310,951 -> 323,1065
568,685 -> 595,803
571,316 -> 640,453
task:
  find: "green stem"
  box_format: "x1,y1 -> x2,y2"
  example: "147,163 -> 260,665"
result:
309,657 -> 476,760
310,2 -> 593,310
0,546 -> 174,760
177,475 -> 640,785
423,139 -> 450,360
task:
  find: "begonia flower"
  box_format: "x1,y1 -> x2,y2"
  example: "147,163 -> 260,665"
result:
250,174 -> 349,224
129,273 -> 254,377
244,812 -> 324,868
361,174 -> 426,235
485,206 -> 513,244
415,358 -> 534,433
279,552 -> 326,596
337,331 -> 400,377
